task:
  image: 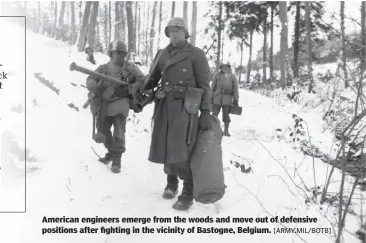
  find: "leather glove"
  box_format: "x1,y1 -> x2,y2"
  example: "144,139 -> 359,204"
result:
86,79 -> 104,96
233,100 -> 239,107
199,110 -> 213,131
130,82 -> 144,98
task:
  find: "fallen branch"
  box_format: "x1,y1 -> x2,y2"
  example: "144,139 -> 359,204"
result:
233,175 -> 308,243
252,132 -> 309,200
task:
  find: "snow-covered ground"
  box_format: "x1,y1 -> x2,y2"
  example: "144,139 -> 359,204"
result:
0,22 -> 364,243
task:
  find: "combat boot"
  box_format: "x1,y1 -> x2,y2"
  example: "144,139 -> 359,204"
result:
172,179 -> 193,211
163,175 -> 179,199
224,122 -> 231,137
98,151 -> 114,164
111,153 -> 122,173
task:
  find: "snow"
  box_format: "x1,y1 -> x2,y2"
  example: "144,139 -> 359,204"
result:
0,21 -> 364,243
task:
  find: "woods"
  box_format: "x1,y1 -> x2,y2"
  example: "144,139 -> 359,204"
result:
17,1 -> 202,65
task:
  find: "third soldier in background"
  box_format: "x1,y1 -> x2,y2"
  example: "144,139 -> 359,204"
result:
211,62 -> 239,136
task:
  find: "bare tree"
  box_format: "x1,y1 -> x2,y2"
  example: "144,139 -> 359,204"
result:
104,3 -> 108,48
114,2 -> 120,40
246,29 -> 253,83
340,1 -> 348,88
56,1 -> 66,40
70,1 -> 77,44
126,1 -> 135,53
150,1 -> 158,61
191,1 -> 197,46
37,2 -> 41,33
183,1 -> 188,23
137,4 -> 141,56
263,6 -> 268,84
305,2 -> 314,93
171,2 -> 175,18
52,1 -> 57,37
121,2 -> 126,43
87,1 -> 99,50
157,1 -> 163,49
134,2 -> 138,55
216,1 -> 223,69
108,2 -> 111,43
293,2 -> 301,78
279,1 -> 288,88
77,1 -> 92,51
270,2 -> 274,80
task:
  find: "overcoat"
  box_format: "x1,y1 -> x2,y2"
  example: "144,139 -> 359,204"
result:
211,72 -> 239,106
145,42 -> 211,164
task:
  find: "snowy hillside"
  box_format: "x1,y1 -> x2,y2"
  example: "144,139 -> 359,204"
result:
0,22 -> 364,243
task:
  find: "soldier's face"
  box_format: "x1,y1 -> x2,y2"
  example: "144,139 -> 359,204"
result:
221,66 -> 230,73
168,26 -> 186,46
110,51 -> 126,65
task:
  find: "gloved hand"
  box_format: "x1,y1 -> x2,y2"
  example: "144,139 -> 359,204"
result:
86,79 -> 104,96
233,100 -> 239,107
199,110 -> 213,131
130,81 -> 144,98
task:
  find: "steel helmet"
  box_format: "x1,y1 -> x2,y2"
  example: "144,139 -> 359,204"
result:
108,40 -> 127,56
219,62 -> 231,69
165,17 -> 189,38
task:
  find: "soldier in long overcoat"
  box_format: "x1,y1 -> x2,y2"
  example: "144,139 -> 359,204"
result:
86,40 -> 145,173
211,62 -> 239,136
142,17 -> 213,210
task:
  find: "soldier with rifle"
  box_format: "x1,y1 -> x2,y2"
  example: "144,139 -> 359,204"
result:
139,17 -> 215,211
85,40 -> 145,173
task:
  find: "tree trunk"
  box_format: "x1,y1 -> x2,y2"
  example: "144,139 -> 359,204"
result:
70,2 -> 77,45
270,3 -> 274,81
87,1 -> 99,50
157,1 -> 163,49
216,2 -> 223,70
37,2 -> 41,33
246,29 -> 253,83
137,4 -> 141,56
114,2 -> 120,40
293,1 -> 301,78
56,1 -> 66,40
126,1 -> 135,53
150,2 -> 158,61
305,2 -> 314,93
171,2 -> 175,18
191,1 -> 197,46
145,3 -> 150,64
340,2 -> 348,88
104,4 -> 108,49
121,2 -> 126,43
263,6 -> 268,84
239,38 -> 244,83
108,2 -> 111,43
50,2 -> 53,34
79,2 -> 83,27
52,1 -> 57,38
183,1 -> 188,23
279,1 -> 287,88
134,2 -> 138,55
77,1 -> 92,51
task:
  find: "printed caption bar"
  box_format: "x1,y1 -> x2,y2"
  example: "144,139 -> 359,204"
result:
0,16 -> 26,213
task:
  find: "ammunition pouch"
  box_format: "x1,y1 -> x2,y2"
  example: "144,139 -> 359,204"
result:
220,89 -> 234,95
184,87 -> 204,114
172,86 -> 186,99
